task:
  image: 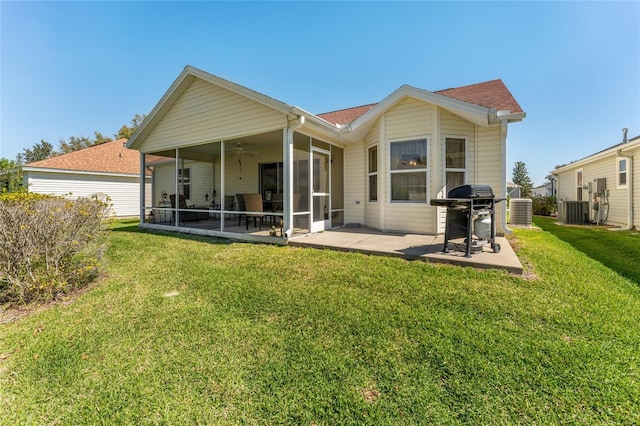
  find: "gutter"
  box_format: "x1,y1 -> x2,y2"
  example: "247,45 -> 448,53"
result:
489,110 -> 526,125
610,148 -> 634,231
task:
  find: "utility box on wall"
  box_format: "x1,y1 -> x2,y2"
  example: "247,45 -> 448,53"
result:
596,178 -> 606,195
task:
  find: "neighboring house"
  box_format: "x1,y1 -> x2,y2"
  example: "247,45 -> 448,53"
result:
21,139 -> 152,217
127,65 -> 525,241
552,131 -> 638,229
531,182 -> 556,198
507,181 -> 521,198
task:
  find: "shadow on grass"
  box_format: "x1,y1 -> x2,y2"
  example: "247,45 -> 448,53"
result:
109,219 -> 232,246
533,216 -> 640,284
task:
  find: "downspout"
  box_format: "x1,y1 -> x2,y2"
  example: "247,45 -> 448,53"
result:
283,115 -> 305,239
500,119 -> 512,234
611,148 -> 633,231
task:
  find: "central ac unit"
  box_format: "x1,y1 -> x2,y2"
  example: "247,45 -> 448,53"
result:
510,198 -> 532,226
558,201 -> 588,224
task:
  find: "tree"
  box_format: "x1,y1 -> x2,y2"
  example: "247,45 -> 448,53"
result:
512,161 -> 533,198
22,139 -> 55,163
114,113 -> 146,140
22,113 -> 145,162
58,136 -> 94,154
93,131 -> 113,145
0,157 -> 24,193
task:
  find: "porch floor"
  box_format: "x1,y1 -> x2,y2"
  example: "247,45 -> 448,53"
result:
288,227 -> 523,274
145,218 -> 523,274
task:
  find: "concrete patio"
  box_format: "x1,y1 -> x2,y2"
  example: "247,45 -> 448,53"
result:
289,227 -> 523,274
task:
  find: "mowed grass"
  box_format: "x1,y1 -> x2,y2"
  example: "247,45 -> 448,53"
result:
1,220 -> 639,424
533,215 -> 640,284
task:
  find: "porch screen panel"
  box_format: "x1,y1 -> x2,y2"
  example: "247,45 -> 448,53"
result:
293,133 -> 311,232
331,145 -> 344,227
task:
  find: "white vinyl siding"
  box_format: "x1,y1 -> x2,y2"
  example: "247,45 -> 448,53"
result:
140,78 -> 287,153
363,121 -> 381,229
584,160 -> 628,226
385,98 -> 433,139
383,99 -> 434,233
440,109 -> 476,183
475,126 -> 504,227
26,171 -> 150,217
556,170 -> 574,203
556,153 -> 635,228
343,141 -> 365,225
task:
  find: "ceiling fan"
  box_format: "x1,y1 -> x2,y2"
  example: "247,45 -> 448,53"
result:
229,142 -> 255,180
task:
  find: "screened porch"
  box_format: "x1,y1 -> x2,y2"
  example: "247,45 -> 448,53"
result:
140,129 -> 344,241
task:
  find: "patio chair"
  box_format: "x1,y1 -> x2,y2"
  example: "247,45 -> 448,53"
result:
170,194 -> 198,224
243,193 -> 265,230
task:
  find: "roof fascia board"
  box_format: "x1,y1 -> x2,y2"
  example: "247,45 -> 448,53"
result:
358,85 -> 492,126
127,66 -> 342,150
553,137 -> 640,174
22,167 -> 148,178
340,85 -> 494,143
289,106 -> 342,138
126,67 -> 195,150
490,111 -> 526,124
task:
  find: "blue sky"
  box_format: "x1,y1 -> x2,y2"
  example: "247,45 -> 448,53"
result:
1,1 -> 638,185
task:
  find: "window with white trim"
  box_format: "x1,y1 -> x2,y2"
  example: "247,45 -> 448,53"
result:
576,169 -> 583,201
618,158 -> 628,188
368,145 -> 378,202
390,138 -> 427,202
445,137 -> 466,191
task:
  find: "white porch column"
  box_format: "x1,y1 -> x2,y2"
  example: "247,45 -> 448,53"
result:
174,149 -> 180,227
283,128 -> 294,237
220,140 -> 226,232
283,116 -> 305,238
139,152 -> 146,224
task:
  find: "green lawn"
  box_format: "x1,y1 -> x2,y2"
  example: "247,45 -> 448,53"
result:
533,216 -> 640,284
1,220 -> 639,424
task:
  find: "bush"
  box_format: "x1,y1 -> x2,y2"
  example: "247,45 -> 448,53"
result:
0,193 -> 111,304
532,196 -> 556,216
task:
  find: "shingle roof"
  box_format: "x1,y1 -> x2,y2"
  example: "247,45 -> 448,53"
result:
316,79 -> 522,125
25,139 -> 142,175
435,79 -> 523,114
317,104 -> 377,126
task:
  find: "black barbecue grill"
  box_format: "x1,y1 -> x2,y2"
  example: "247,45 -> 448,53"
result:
430,184 -> 504,258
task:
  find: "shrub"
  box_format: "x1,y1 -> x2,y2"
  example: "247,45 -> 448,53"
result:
0,192 -> 111,304
532,196 -> 556,216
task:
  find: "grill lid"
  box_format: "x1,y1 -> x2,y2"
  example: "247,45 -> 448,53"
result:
447,184 -> 494,198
